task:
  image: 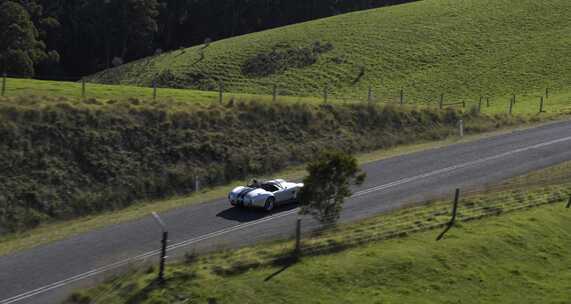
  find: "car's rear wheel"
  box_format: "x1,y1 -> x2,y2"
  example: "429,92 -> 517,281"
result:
264,197 -> 276,212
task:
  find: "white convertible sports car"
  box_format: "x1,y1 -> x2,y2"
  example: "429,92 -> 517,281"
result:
228,179 -> 304,211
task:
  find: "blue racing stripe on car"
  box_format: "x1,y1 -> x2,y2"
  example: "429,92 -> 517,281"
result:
237,188 -> 255,205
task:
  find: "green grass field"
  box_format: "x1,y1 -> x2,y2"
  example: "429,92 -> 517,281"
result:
68,163 -> 571,303
3,77 -> 571,116
88,0 -> 570,104
1,77 -> 326,106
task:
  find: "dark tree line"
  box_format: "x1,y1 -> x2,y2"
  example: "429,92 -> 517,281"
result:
0,0 -> 415,79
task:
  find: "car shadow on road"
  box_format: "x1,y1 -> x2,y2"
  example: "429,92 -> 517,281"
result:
216,204 -> 299,223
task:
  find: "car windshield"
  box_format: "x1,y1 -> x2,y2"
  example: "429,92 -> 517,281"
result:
260,183 -> 279,192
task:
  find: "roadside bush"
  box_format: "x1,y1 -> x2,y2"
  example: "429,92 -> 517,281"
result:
155,69 -> 186,88
183,72 -> 219,90
241,41 -> 334,77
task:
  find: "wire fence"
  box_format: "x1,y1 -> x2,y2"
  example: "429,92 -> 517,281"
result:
98,173 -> 571,294
88,256 -> 153,304
0,73 -> 555,115
59,160 -> 571,303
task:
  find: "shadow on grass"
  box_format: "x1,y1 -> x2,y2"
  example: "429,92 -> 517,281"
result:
211,252 -> 300,278
264,255 -> 299,282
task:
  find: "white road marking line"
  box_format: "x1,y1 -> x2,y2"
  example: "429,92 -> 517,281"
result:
0,209 -> 299,304
352,135 -> 571,198
3,135 -> 571,304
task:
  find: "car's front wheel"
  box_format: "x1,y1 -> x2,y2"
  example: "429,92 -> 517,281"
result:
264,197 -> 276,212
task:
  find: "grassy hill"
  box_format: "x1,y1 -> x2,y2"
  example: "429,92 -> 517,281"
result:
89,0 -> 571,103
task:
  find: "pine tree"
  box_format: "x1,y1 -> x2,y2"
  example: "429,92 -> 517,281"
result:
0,0 -> 48,76
122,0 -> 160,59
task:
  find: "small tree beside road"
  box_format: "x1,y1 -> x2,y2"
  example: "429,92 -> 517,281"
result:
299,150 -> 366,226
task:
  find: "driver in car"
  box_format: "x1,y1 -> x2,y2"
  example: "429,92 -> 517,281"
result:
249,179 -> 261,188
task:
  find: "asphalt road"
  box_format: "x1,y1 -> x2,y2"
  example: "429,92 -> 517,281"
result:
2,120 -> 571,304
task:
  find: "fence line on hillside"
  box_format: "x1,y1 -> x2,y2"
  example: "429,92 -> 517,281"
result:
0,72 -> 553,115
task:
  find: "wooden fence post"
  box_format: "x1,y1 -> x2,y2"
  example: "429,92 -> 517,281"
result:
439,93 -> 444,109
478,96 -> 483,112
1,72 -> 6,97
539,96 -> 544,113
152,79 -> 157,100
436,188 -> 460,241
295,218 -> 302,256
158,231 -> 168,284
272,84 -> 277,102
219,81 -> 224,104
486,97 -> 490,107
451,188 -> 460,223
81,79 -> 86,99
367,85 -> 373,103
508,99 -> 514,115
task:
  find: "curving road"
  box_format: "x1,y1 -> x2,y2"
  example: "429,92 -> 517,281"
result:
2,120 -> 571,304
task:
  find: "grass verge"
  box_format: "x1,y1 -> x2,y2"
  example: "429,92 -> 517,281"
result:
67,165 -> 571,303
